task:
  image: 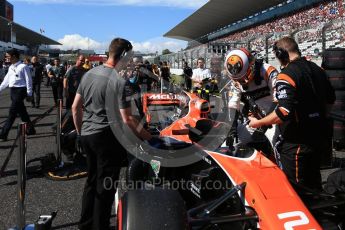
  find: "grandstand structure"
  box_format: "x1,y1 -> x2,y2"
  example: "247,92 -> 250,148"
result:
0,0 -> 60,58
163,0 -> 345,73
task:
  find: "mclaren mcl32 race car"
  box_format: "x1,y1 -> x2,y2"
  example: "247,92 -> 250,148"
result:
116,91 -> 345,230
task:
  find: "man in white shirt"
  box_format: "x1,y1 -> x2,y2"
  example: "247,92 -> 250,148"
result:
191,57 -> 212,89
0,49 -> 36,141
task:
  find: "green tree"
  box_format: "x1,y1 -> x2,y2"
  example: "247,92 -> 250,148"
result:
162,49 -> 172,55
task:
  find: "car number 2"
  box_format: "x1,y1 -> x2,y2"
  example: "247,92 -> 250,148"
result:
277,211 -> 309,230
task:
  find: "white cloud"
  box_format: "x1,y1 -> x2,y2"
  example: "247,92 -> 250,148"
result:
12,0 -> 208,9
51,34 -> 108,51
51,34 -> 187,54
131,37 -> 187,54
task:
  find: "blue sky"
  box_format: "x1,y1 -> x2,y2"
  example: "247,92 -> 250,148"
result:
9,0 -> 208,53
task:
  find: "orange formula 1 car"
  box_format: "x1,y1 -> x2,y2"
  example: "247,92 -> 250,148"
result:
142,91 -> 219,143
117,91 -> 345,230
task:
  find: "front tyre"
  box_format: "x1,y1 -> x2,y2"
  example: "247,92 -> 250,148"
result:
117,188 -> 188,230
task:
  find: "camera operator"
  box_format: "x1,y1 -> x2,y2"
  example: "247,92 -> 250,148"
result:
248,37 -> 335,190
160,61 -> 171,91
135,60 -> 153,93
128,67 -> 145,118
152,63 -> 161,91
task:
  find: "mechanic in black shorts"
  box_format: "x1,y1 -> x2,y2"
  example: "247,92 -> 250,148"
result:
183,61 -> 193,91
72,38 -> 152,230
30,56 -> 44,108
248,37 -> 335,190
48,58 -> 65,105
64,54 -> 86,110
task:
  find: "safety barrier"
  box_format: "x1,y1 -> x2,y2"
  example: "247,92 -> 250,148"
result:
17,123 -> 27,230
46,99 -> 87,181
6,123 -> 33,230
56,99 -> 62,165
9,122 -> 56,230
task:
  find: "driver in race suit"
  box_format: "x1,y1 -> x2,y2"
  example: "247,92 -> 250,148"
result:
224,48 -> 279,150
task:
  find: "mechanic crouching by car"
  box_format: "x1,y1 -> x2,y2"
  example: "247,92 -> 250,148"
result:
248,37 -> 335,191
225,48 -> 278,151
72,38 -> 152,230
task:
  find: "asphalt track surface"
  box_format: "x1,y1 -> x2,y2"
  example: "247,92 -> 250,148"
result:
0,85 -> 89,230
0,81 -> 344,230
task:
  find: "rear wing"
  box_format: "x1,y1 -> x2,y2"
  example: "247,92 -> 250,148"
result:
143,93 -> 180,106
143,93 -> 181,109
142,93 -> 182,123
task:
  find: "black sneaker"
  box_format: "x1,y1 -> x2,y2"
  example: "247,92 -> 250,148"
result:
65,154 -> 75,163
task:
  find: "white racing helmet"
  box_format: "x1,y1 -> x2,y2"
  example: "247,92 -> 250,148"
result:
224,48 -> 254,82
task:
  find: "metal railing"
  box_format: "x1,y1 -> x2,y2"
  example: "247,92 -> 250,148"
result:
17,123 -> 27,230
56,99 -> 63,165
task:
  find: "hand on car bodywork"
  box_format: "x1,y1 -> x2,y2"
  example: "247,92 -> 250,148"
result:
248,116 -> 261,128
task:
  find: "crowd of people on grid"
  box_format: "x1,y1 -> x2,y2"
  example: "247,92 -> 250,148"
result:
0,55 -> 103,107
0,52 -> 98,140
0,49 -> 205,142
0,33 -> 337,229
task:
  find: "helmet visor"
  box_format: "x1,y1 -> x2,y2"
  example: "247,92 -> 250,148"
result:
226,55 -> 243,79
